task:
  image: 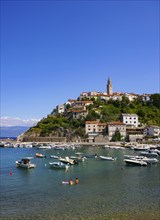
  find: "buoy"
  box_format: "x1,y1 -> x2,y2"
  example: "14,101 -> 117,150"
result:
9,172 -> 13,176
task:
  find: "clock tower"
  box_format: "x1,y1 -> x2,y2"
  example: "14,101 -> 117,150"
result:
107,77 -> 113,95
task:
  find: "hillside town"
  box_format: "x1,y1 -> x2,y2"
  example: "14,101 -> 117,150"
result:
46,77 -> 160,144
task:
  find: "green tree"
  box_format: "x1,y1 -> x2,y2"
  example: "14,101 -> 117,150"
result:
150,94 -> 160,108
111,129 -> 122,142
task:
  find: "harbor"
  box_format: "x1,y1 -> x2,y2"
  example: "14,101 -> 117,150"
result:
1,145 -> 160,220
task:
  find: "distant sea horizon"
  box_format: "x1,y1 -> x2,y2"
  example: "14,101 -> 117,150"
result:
0,137 -> 17,140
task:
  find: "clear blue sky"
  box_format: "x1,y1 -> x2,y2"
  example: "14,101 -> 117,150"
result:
1,0 -> 159,124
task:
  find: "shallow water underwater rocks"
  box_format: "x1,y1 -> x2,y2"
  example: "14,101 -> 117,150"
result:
0,210 -> 160,220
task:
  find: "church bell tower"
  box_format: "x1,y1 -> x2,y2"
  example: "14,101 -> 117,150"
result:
107,77 -> 113,95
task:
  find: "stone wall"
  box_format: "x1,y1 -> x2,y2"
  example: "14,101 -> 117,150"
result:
22,137 -> 66,142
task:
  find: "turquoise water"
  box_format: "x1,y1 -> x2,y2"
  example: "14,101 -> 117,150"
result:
0,146 -> 160,220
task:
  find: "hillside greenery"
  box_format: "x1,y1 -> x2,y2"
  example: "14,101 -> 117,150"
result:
26,93 -> 160,137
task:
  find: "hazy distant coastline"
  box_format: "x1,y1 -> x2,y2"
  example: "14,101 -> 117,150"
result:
0,126 -> 30,138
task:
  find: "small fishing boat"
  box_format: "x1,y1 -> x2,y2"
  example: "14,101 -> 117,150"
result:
133,145 -> 150,151
50,155 -> 59,159
59,156 -> 78,165
70,155 -> 87,162
36,153 -> 46,158
49,162 -> 69,169
103,144 -> 110,149
124,159 -> 147,166
140,151 -> 158,157
15,157 -> 36,169
124,155 -> 158,164
99,156 -> 116,161
37,145 -> 52,149
84,154 -> 98,158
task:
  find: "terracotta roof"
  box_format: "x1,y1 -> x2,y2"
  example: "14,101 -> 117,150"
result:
85,121 -> 99,124
107,121 -> 125,125
85,121 -> 106,126
68,99 -> 77,102
95,94 -> 111,97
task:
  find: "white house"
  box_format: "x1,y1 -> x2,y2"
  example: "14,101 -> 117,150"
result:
120,114 -> 139,128
56,104 -> 65,114
124,93 -> 138,101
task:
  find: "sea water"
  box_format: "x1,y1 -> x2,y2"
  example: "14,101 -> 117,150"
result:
0,146 -> 160,220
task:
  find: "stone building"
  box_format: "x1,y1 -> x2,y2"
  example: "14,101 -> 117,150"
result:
107,122 -> 126,141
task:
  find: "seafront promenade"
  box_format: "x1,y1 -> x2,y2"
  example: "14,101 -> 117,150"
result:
0,139 -> 123,148
1,138 -> 160,149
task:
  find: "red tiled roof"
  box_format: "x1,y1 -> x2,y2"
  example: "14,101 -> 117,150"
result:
85,121 -> 106,126
85,121 -> 99,124
68,99 -> 77,102
107,121 -> 125,125
95,94 -> 111,97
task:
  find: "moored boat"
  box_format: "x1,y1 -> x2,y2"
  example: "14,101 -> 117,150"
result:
49,162 -> 69,169
36,153 -> 46,158
124,155 -> 158,164
50,155 -> 60,159
140,151 -> 158,157
59,156 -> 78,165
124,159 -> 147,166
15,157 -> 36,169
99,156 -> 116,161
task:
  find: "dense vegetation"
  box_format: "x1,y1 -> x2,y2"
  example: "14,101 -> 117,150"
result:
26,93 -> 160,138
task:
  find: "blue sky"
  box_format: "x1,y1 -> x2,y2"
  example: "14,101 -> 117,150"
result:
1,0 -> 159,125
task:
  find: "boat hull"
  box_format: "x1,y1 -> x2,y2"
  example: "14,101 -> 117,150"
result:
16,161 -> 36,169
124,159 -> 147,166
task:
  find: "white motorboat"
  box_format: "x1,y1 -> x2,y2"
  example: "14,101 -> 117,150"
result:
140,151 -> 158,157
59,156 -> 78,165
15,157 -> 36,169
103,145 -> 110,149
50,155 -> 60,159
133,145 -> 150,151
140,157 -> 158,164
49,162 -> 69,169
99,156 -> 116,161
37,145 -> 52,149
124,159 -> 147,166
70,155 -> 87,162
124,155 -> 158,164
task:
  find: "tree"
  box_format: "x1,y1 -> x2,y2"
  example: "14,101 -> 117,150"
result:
150,94 -> 160,108
111,129 -> 122,142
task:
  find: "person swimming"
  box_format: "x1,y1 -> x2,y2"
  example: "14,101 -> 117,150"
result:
75,178 -> 79,184
69,179 -> 74,185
